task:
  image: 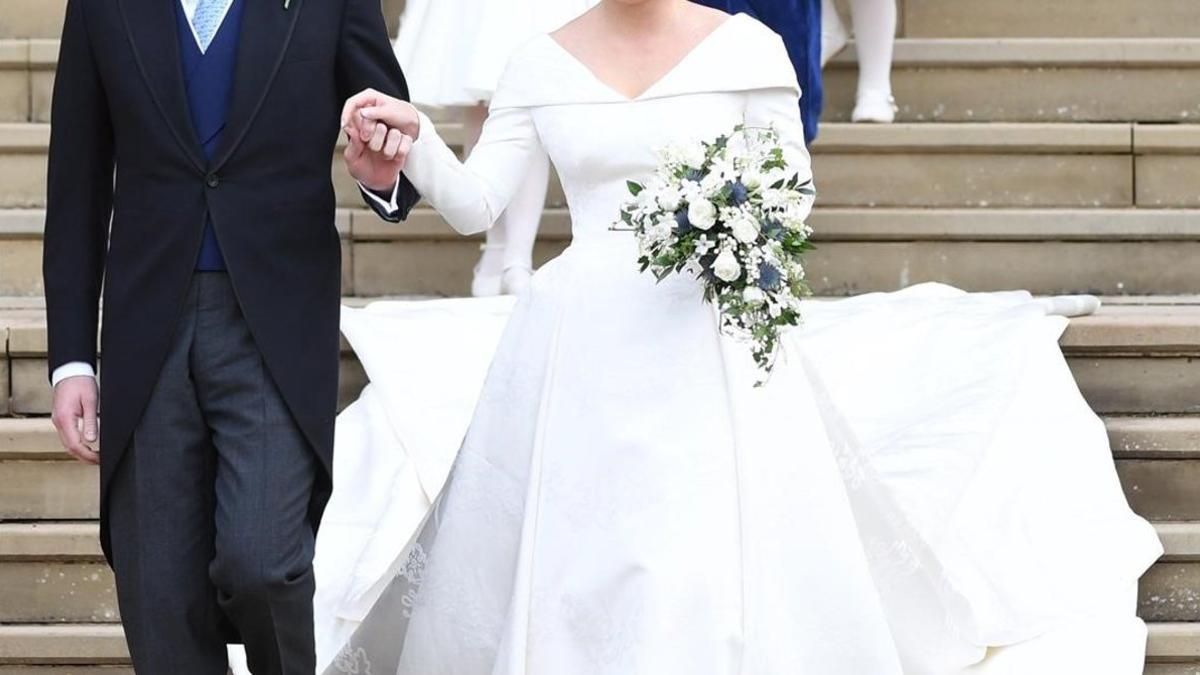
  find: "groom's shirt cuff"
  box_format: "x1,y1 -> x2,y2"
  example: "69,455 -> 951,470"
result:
358,179 -> 402,216
52,361 -> 96,387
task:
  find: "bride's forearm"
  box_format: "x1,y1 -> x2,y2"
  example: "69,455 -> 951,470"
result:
403,107 -> 543,236
403,117 -> 498,235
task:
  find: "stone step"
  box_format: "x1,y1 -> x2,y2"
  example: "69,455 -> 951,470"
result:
3,120 -> 1198,208
1122,461 -> 1200,522
1111,417 -> 1200,460
1149,623 -> 1200,663
0,661 -> 131,673
4,301 -> 1199,417
3,395 -> 1200,512
355,207 -> 1200,297
0,624 -> 127,665
11,519 -> 1200,623
9,37 -> 1200,123
900,0 -> 1200,38
0,209 -> 361,299
8,432 -> 1200,523
825,39 -> 1200,123
0,39 -> 49,123
0,0 -> 66,40
0,120 -> 1184,209
7,509 -> 1200,619
1,517 -> 1200,626
11,206 -> 1200,297
0,620 -> 1196,669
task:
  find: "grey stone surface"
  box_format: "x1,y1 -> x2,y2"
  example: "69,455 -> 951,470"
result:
0,563 -> 117,623
0,460 -> 98,519
903,0 -> 1200,38
1119,460 -> 1200,520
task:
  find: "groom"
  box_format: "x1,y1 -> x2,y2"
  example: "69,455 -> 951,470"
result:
44,0 -> 418,671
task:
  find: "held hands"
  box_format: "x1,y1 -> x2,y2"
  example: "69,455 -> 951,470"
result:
52,376 -> 99,465
341,88 -> 422,193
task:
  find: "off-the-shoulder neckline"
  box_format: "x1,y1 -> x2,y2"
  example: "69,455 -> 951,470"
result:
490,14 -> 799,110
544,13 -> 744,103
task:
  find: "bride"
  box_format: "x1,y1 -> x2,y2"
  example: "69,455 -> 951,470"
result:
318,1 -> 1163,672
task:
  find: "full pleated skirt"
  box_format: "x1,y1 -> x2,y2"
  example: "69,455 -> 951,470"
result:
317,238 -> 1161,675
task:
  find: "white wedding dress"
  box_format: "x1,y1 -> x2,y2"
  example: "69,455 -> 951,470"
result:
317,14 -> 1163,674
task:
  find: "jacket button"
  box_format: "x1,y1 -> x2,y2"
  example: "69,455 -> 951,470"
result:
205,174 -> 220,189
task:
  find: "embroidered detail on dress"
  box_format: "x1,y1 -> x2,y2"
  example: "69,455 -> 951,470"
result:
332,646 -> 374,674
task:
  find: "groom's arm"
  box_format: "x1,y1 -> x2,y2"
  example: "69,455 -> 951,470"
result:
44,0 -> 113,380
43,0 -> 112,463
335,0 -> 420,222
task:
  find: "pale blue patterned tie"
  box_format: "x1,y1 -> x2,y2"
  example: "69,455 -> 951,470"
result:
191,0 -> 227,53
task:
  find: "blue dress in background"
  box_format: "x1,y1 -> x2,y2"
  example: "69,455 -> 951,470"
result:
693,0 -> 823,144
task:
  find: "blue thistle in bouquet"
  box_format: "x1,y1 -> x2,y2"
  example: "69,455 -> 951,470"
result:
616,125 -> 816,380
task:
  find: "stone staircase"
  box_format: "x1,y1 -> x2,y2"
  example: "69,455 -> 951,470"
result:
3,0 -> 1200,671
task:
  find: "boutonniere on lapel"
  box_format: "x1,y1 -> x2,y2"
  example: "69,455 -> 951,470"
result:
283,0 -> 291,9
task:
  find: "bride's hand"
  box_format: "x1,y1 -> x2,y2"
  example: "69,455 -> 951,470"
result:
342,89 -> 421,192
342,88 -> 421,141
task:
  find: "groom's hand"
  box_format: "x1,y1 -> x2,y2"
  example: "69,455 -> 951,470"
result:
52,376 -> 99,465
341,88 -> 420,192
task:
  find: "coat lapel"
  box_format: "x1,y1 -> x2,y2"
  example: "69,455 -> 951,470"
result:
210,0 -> 305,172
116,0 -> 206,172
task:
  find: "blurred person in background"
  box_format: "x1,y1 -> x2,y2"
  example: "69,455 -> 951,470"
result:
394,0 -> 598,296
821,0 -> 898,122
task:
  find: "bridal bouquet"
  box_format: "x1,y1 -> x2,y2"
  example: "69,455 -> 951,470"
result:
617,125 -> 816,380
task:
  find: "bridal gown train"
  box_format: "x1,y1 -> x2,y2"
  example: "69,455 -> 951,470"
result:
317,14 -> 1162,674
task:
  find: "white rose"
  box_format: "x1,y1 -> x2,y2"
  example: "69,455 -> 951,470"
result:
713,249 -> 742,282
681,142 -> 707,169
635,188 -> 658,212
742,286 -> 767,305
656,189 -> 682,212
688,200 -> 718,230
731,216 -> 760,244
699,172 -> 725,198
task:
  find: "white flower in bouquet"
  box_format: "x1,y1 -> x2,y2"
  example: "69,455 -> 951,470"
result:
730,214 -> 760,244
743,286 -> 767,306
647,217 -> 673,242
741,169 -> 764,191
688,199 -> 718,230
680,142 -> 707,169
700,171 -> 726,197
656,188 -> 683,212
726,129 -> 749,159
616,124 -> 816,380
713,249 -> 742,282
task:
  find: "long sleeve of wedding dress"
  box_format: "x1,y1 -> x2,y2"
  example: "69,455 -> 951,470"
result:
743,82 -> 814,201
403,104 -> 543,235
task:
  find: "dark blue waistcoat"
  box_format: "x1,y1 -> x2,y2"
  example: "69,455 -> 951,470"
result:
176,0 -> 246,271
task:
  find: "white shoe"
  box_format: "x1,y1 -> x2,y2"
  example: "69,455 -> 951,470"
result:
851,90 -> 898,123
471,245 -> 505,297
820,9 -> 850,67
1035,295 -> 1101,318
500,266 -> 533,295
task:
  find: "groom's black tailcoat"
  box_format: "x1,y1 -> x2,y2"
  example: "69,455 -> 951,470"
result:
44,0 -> 417,569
